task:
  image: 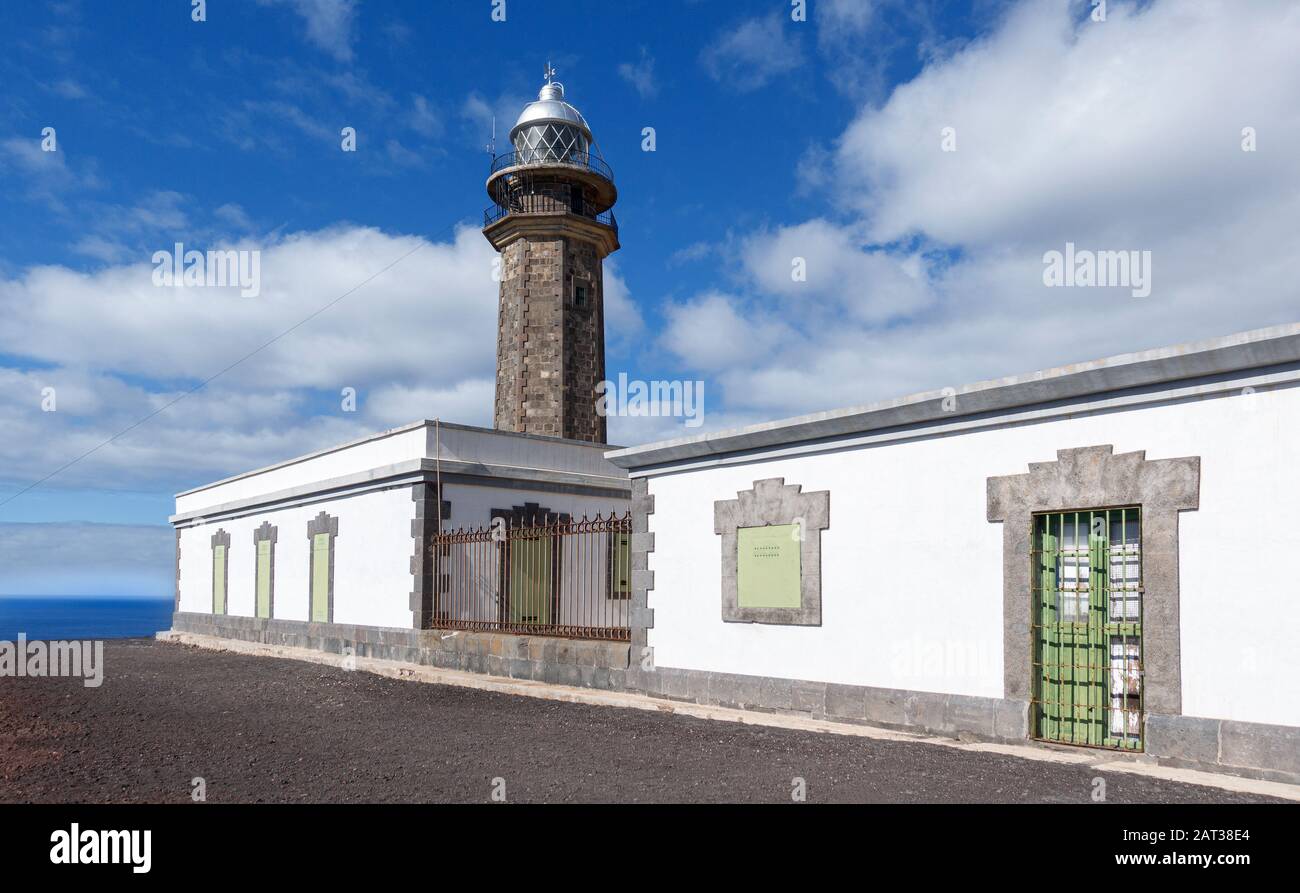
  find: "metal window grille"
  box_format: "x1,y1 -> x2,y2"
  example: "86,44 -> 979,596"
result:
432,513 -> 632,641
513,122 -> 590,165
1031,508 -> 1143,750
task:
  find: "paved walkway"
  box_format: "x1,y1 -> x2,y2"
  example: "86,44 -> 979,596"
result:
0,638 -> 1290,803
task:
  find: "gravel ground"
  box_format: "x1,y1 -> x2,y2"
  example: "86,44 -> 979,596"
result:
0,639 -> 1285,804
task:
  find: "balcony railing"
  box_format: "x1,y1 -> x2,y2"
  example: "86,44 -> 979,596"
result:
483,200 -> 617,234
431,513 -> 632,642
489,150 -> 614,182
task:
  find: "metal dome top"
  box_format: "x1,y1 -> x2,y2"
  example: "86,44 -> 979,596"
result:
509,67 -> 592,141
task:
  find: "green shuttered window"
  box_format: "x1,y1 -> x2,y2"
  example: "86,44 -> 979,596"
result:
256,539 -> 272,619
609,531 -> 632,600
1032,508 -> 1143,750
212,544 -> 227,615
509,532 -> 553,625
736,524 -> 801,609
310,532 -> 331,623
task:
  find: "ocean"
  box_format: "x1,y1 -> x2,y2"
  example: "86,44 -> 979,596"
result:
0,597 -> 174,641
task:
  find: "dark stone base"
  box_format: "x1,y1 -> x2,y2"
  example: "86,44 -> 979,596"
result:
1146,713 -> 1300,785
627,665 -> 1028,743
169,612 -> 630,689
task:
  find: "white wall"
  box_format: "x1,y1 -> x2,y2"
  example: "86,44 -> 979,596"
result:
178,485 -> 416,628
177,480 -> 631,632
176,422 -> 627,518
645,383 -> 1300,728
176,425 -> 428,516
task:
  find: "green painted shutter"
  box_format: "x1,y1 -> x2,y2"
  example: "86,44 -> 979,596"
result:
212,544 -> 226,615
1035,520 -> 1057,741
256,540 -> 272,618
610,532 -> 632,599
509,533 -> 552,625
1035,510 -> 1143,751
311,533 -> 331,622
736,524 -> 801,609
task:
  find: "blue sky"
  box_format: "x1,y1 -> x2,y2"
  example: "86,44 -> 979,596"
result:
1,0 -> 1297,595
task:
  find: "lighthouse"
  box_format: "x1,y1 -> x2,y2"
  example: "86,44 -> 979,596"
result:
484,65 -> 619,444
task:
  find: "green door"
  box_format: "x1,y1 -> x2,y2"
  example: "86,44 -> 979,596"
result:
311,533 -> 331,622
1033,509 -> 1143,750
256,539 -> 272,618
212,544 -> 227,615
509,533 -> 552,626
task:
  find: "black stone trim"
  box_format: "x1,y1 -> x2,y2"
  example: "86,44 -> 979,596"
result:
410,483 -> 450,629
489,502 -> 571,527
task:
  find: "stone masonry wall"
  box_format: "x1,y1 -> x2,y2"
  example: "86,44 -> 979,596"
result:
494,233 -> 607,442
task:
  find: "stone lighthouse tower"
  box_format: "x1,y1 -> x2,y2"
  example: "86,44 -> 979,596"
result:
484,66 -> 619,443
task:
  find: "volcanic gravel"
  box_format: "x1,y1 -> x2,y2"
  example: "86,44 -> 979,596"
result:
0,639 -> 1286,803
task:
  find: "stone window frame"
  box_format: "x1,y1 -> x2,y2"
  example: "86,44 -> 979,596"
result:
986,445 -> 1200,722
211,529 -> 230,615
714,478 -> 830,626
307,511 -> 339,624
252,522 -> 278,620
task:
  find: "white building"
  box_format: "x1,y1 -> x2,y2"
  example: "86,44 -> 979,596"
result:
606,323 -> 1300,784
171,421 -> 633,684
171,324 -> 1300,784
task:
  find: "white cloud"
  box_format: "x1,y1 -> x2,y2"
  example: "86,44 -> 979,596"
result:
259,0 -> 359,63
365,380 -> 494,429
384,138 -> 425,168
214,203 -> 255,232
0,522 -> 174,596
660,291 -> 796,374
0,135 -> 101,209
740,219 -> 932,323
701,13 -> 805,92
0,225 -> 498,388
659,0 -> 1300,425
602,259 -> 645,351
836,0 -> 1300,248
618,50 -> 658,99
409,93 -> 441,137
813,0 -> 929,99
819,0 -> 877,34
461,91 -> 531,150
0,221 -> 644,493
47,78 -> 89,99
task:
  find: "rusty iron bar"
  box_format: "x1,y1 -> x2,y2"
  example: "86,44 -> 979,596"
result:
432,512 -> 632,642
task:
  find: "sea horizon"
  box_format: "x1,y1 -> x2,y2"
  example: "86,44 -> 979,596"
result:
0,595 -> 173,641
0,592 -> 171,599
